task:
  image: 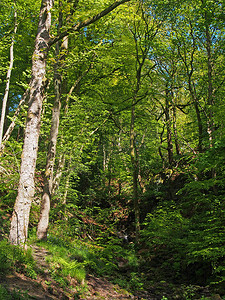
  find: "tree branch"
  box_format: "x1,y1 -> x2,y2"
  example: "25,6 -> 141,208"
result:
49,0 -> 130,46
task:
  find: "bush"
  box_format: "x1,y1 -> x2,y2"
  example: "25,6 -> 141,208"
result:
140,196 -> 225,289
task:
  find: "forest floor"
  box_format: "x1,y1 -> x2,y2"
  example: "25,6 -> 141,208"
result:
0,244 -> 141,300
0,245 -> 217,300
0,243 -> 218,300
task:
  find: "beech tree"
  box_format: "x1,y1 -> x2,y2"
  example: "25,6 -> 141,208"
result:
36,0 -> 66,241
9,0 -> 54,245
9,0 -> 131,245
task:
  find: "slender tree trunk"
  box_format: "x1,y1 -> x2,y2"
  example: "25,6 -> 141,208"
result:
177,30 -> 204,153
52,151 -> 66,196
36,59 -> 62,239
37,3 -> 65,240
130,104 -> 140,240
205,16 -> 214,148
172,98 -> 181,156
137,132 -> 146,193
51,64 -> 92,197
9,0 -> 53,245
0,3 -> 18,148
127,12 -> 153,239
3,102 -> 10,136
158,125 -> 165,165
165,88 -> 173,166
118,127 -> 130,173
186,61 -> 204,152
202,3 -> 216,184
62,152 -> 73,205
63,142 -> 84,206
194,101 -> 203,152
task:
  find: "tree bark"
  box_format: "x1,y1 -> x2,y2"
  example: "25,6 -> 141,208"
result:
165,88 -> 173,166
204,10 -> 214,147
9,0 -> 53,245
130,104 -> 140,240
172,98 -> 181,156
0,3 -> 18,148
177,36 -> 204,153
52,151 -> 66,196
37,1 -> 65,240
62,152 -> 73,205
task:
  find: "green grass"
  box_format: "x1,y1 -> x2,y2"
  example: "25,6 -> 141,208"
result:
0,239 -> 37,279
36,232 -> 140,292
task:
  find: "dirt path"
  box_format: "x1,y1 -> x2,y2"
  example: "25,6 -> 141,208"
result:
1,245 -> 74,299
1,244 -> 215,299
85,274 -> 133,299
1,244 -> 137,299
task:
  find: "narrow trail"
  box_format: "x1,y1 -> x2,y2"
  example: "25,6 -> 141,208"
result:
1,244 -> 137,299
1,244 -> 214,299
1,245 -> 73,300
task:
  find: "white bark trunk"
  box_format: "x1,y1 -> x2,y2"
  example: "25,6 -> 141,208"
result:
37,46 -> 62,240
37,2 -> 67,239
0,4 -> 18,148
9,0 -> 53,245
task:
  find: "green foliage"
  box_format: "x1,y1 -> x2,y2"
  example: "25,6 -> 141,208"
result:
0,241 -> 11,275
37,228 -> 141,293
141,184 -> 225,287
141,205 -> 189,279
0,240 -> 37,279
0,140 -> 22,208
0,285 -> 11,300
38,238 -> 87,286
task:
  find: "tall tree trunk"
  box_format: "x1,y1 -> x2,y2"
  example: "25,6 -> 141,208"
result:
130,104 -> 140,240
165,88 -> 173,166
205,11 -> 214,148
0,3 -> 18,148
137,131 -> 146,193
9,0 -> 53,245
52,151 -> 66,196
51,61 -> 94,197
202,2 -> 216,184
172,99 -> 181,156
177,28 -> 204,153
187,70 -> 203,153
36,58 -> 62,240
127,10 -> 153,240
194,101 -> 203,152
62,152 -> 73,205
63,142 -> 84,206
37,2 -> 66,240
